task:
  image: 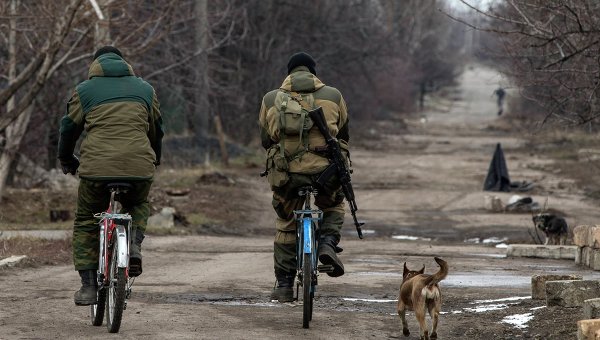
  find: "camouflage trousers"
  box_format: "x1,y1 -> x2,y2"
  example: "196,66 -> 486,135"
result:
272,173 -> 345,276
72,178 -> 152,271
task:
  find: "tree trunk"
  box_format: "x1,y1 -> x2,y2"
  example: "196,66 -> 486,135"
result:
193,0 -> 209,145
0,0 -> 33,200
213,114 -> 229,167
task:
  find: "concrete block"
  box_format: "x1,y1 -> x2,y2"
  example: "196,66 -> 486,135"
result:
547,280 -> 600,307
484,195 -> 504,212
581,247 -> 592,267
577,246 -> 585,265
583,298 -> 600,319
147,207 -> 175,229
577,319 -> 600,340
592,228 -> 600,249
531,274 -> 582,300
590,249 -> 600,271
574,225 -> 600,248
574,225 -> 591,247
506,244 -> 578,260
575,247 -> 600,270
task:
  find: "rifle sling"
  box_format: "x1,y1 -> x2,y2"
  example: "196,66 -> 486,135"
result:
316,163 -> 337,187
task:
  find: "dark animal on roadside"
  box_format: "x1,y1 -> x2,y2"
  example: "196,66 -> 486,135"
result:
533,213 -> 568,245
398,257 -> 448,340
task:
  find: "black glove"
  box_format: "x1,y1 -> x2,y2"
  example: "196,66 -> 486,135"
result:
61,155 -> 80,175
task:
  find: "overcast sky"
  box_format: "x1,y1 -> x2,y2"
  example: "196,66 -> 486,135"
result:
446,0 -> 496,11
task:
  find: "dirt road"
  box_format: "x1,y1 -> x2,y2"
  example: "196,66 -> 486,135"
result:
2,64 -> 600,339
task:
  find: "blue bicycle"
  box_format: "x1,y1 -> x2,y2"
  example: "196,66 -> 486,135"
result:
294,186 -> 334,329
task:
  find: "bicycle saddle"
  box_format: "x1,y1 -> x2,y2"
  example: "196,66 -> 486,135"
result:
298,186 -> 317,197
106,182 -> 133,191
106,182 -> 133,193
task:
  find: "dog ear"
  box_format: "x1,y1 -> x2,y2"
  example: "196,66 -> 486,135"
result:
403,262 -> 409,276
418,265 -> 425,274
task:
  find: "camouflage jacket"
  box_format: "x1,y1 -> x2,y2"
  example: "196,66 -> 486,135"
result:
258,66 -> 349,174
58,53 -> 163,180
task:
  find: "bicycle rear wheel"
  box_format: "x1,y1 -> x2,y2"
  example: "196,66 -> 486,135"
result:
302,252 -> 314,328
106,240 -> 127,333
90,285 -> 106,326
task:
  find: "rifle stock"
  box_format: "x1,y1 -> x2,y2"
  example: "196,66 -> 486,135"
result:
308,107 -> 364,239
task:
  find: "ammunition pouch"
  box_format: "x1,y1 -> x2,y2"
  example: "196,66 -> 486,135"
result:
265,145 -> 289,189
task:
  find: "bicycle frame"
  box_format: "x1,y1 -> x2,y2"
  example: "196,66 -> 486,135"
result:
91,184 -> 135,333
294,190 -> 322,293
296,210 -> 322,257
95,190 -> 132,286
293,187 -> 323,328
299,212 -> 321,287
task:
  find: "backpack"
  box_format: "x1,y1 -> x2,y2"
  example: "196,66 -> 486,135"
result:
265,90 -> 315,188
274,90 -> 315,141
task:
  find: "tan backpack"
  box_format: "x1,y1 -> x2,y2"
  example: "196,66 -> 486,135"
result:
265,90 -> 315,188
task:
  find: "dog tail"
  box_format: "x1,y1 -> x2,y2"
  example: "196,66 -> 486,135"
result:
424,257 -> 448,286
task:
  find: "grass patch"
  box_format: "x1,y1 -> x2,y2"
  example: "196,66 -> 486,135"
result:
145,226 -> 188,236
186,212 -> 219,226
0,221 -> 72,231
523,128 -> 600,201
154,166 -> 221,188
0,237 -> 72,268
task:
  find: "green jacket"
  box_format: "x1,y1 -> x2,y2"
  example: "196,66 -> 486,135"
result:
58,53 -> 163,180
259,66 -> 349,174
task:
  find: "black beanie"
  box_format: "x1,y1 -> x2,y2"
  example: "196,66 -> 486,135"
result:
93,46 -> 123,60
287,52 -> 316,75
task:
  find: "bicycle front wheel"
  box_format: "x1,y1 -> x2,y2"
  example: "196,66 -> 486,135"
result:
302,252 -> 314,329
90,285 -> 106,326
106,241 -> 127,333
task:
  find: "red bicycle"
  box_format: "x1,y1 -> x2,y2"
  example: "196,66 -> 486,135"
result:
90,183 -> 134,333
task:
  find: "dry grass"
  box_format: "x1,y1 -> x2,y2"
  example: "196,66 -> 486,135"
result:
520,128 -> 600,201
0,237 -> 72,268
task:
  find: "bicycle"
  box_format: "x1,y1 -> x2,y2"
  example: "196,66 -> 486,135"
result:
90,183 -> 134,333
293,186 -> 335,329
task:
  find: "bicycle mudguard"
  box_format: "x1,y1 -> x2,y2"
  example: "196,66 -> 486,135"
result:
303,217 -> 313,254
116,225 -> 129,269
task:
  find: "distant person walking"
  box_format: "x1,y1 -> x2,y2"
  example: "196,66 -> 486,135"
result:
493,87 -> 506,116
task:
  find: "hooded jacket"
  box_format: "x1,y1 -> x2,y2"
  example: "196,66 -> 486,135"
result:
259,66 -> 349,174
58,52 -> 163,180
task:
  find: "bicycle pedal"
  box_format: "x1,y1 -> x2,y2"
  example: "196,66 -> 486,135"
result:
317,265 -> 334,273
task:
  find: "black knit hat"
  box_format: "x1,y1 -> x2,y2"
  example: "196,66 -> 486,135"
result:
93,46 -> 123,60
287,52 -> 316,75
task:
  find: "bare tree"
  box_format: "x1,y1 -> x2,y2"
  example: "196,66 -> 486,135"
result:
0,0 -> 236,196
452,0 -> 600,127
1,0 -> 468,195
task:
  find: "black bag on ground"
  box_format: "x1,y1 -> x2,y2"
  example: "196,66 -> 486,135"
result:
483,143 -> 511,192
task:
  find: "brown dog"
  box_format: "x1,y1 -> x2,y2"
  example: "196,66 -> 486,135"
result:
397,257 -> 448,340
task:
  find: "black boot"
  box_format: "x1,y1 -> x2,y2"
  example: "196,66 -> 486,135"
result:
270,272 -> 295,303
318,236 -> 344,277
129,229 -> 144,277
74,270 -> 97,306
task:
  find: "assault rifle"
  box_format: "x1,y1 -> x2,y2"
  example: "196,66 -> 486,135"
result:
309,107 -> 364,239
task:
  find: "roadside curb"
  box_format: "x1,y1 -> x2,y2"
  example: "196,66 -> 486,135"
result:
506,244 -> 577,260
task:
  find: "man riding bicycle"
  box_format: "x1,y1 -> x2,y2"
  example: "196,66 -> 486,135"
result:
258,52 -> 351,302
58,46 -> 163,306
